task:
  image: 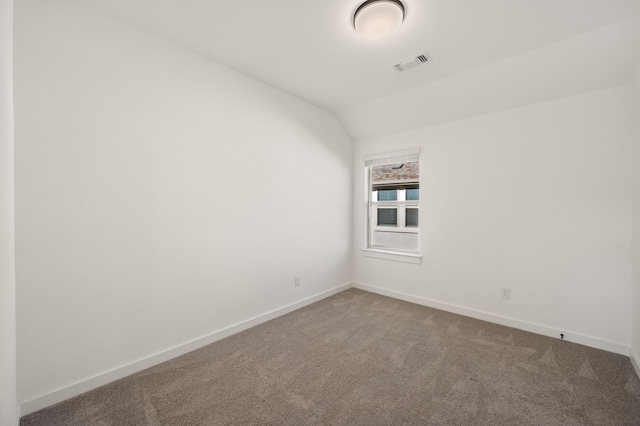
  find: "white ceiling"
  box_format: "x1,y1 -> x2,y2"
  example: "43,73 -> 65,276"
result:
80,0 -> 640,114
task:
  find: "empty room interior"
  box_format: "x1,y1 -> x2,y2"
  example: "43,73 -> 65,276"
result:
3,0 -> 640,424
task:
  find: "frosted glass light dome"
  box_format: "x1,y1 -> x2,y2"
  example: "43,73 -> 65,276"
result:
354,0 -> 405,41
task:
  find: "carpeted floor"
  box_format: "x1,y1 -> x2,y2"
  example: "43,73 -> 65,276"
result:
21,289 -> 640,425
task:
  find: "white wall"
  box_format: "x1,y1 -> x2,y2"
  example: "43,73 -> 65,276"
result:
353,85 -> 633,354
0,0 -> 17,424
15,0 -> 351,411
632,52 -> 640,374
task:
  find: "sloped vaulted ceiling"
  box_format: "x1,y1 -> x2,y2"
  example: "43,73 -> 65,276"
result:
80,0 -> 640,139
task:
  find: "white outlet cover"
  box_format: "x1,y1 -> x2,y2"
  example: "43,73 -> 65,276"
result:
501,288 -> 510,299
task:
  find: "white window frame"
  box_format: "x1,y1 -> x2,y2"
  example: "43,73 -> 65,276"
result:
371,188 -> 419,230
362,148 -> 422,264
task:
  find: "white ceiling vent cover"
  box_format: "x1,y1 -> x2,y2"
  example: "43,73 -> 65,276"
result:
393,52 -> 432,72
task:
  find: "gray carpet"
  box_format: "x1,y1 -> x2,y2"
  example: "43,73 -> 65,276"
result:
21,289 -> 640,425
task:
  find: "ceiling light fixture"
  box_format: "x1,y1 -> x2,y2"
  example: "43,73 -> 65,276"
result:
353,0 -> 405,41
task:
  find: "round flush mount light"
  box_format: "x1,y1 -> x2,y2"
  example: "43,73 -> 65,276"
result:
353,0 -> 405,41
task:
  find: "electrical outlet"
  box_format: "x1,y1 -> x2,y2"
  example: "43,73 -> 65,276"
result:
501,287 -> 510,300
294,276 -> 301,287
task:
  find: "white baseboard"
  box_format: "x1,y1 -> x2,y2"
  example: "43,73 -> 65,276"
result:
353,282 -> 630,356
631,347 -> 640,380
19,282 -> 634,418
19,283 -> 351,417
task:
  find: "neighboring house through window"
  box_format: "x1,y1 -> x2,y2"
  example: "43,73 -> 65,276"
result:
364,149 -> 420,260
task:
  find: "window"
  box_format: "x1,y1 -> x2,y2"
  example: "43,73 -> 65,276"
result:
364,149 -> 420,259
377,208 -> 398,226
406,208 -> 419,227
377,189 -> 398,201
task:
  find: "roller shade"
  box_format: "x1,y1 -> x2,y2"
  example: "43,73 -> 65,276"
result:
364,148 -> 420,167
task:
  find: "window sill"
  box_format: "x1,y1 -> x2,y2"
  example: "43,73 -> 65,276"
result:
361,248 -> 422,265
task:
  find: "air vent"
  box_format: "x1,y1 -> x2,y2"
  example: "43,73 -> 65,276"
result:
393,52 -> 432,72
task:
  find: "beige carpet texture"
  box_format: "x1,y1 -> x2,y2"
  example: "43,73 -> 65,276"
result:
21,289 -> 640,425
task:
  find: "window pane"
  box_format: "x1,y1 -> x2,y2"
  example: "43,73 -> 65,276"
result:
406,208 -> 419,227
406,188 -> 419,200
377,208 -> 397,226
377,189 -> 397,201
